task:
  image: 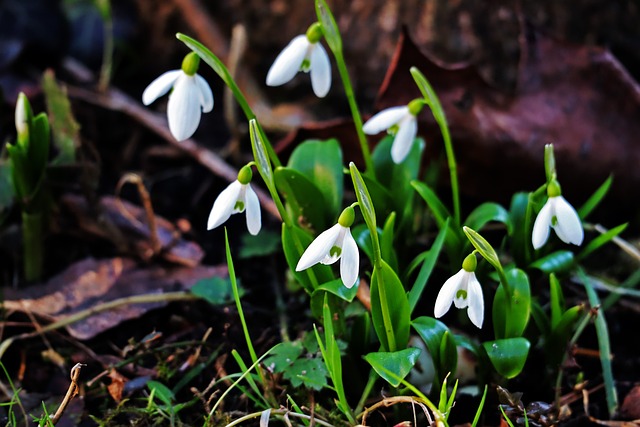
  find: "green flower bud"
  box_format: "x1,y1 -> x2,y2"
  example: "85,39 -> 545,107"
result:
462,252 -> 477,272
181,52 -> 200,76
15,92 -> 32,140
338,206 -> 355,227
237,164 -> 253,185
547,179 -> 562,198
306,22 -> 323,44
408,98 -> 425,116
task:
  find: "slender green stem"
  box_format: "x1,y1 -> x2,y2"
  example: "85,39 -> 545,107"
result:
22,211 -> 44,282
334,56 -> 374,172
437,117 -> 460,224
554,310 -> 591,409
355,369 -> 378,415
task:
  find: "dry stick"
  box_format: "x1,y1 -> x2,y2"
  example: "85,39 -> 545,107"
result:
0,292 -> 197,359
222,24 -> 248,162
360,396 -> 433,426
116,173 -> 162,255
49,363 -> 85,425
62,71 -> 280,221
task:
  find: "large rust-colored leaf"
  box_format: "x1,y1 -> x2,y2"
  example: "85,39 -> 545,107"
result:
3,257 -> 226,339
376,27 -> 640,214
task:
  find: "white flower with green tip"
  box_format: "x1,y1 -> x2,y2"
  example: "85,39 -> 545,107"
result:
363,98 -> 424,163
532,180 -> 584,249
142,52 -> 213,141
266,23 -> 331,98
296,206 -> 359,288
207,165 -> 261,235
434,253 -> 484,329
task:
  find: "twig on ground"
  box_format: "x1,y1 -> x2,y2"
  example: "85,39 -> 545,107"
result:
49,363 -> 85,425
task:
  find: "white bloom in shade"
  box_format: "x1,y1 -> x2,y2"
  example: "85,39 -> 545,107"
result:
532,194 -> 584,249
266,23 -> 331,98
362,99 -> 424,163
207,165 -> 261,235
142,52 -> 213,141
296,207 -> 359,288
434,253 -> 484,328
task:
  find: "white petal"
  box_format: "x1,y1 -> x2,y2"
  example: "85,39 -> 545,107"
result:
195,74 -> 214,113
266,35 -> 309,87
434,269 -> 464,318
142,70 -> 181,105
339,228 -> 359,288
362,106 -> 410,135
167,74 -> 201,141
310,43 -> 331,97
244,184 -> 261,236
552,196 -> 584,246
391,116 -> 417,163
453,272 -> 470,309
296,223 -> 342,271
466,273 -> 484,328
532,199 -> 553,249
207,181 -> 242,230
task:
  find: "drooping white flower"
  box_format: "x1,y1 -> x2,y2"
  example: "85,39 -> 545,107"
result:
434,253 -> 484,328
142,52 -> 213,141
207,165 -> 261,235
532,183 -> 584,249
362,99 -> 424,163
296,207 -> 359,288
266,23 -> 331,98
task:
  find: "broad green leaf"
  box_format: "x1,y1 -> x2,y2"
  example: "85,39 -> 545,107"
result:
42,69 -> 79,164
275,166 -> 329,230
285,357 -> 328,390
239,230 -> 281,258
147,380 -> 175,405
493,268 -> 531,339
549,273 -> 565,329
412,317 -> 457,377
30,113 -> 50,180
381,212 -> 398,273
483,338 -> 530,379
313,278 -> 359,303
0,161 -> 15,212
530,250 -> 574,274
364,348 -> 421,387
315,0 -> 342,52
281,224 -> 333,293
370,261 -> 410,352
263,342 -> 304,372
578,175 -> 612,220
408,221 -> 448,313
288,139 -> 343,217
547,305 -> 584,366
373,136 -> 424,226
412,180 -> 450,230
577,223 -> 628,261
508,192 -> 530,264
464,202 -> 510,233
191,276 -> 239,305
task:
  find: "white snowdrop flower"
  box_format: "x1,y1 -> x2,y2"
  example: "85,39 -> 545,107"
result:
266,23 -> 331,98
207,165 -> 261,235
363,98 -> 424,163
142,52 -> 213,141
532,180 -> 584,249
296,206 -> 359,288
434,253 -> 484,329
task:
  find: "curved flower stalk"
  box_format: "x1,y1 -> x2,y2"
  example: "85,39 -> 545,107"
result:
434,253 -> 484,328
142,52 -> 213,141
266,23 -> 331,98
363,99 -> 424,163
532,180 -> 584,249
296,206 -> 359,288
207,164 -> 261,235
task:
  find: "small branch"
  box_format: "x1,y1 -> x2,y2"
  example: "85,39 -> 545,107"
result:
50,363 -> 85,425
